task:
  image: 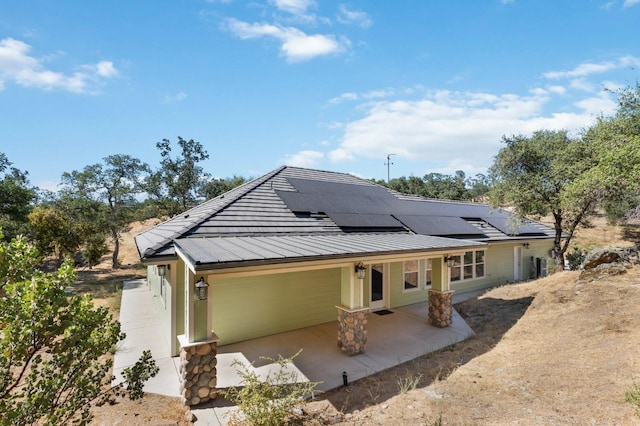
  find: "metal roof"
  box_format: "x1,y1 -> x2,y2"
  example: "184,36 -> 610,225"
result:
135,166 -> 556,263
174,233 -> 486,270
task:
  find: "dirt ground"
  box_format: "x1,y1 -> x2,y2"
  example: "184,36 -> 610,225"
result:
83,217 -> 640,425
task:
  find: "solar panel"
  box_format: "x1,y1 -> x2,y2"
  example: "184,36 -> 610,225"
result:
276,179 -> 398,215
275,177 -> 534,238
482,217 -> 545,235
327,212 -> 406,229
395,215 -> 487,237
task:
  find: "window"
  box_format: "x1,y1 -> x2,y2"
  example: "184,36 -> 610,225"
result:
451,250 -> 485,283
403,260 -> 419,291
425,258 -> 433,288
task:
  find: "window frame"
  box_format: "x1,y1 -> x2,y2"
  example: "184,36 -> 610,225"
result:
425,258 -> 433,289
450,249 -> 486,283
403,259 -> 420,292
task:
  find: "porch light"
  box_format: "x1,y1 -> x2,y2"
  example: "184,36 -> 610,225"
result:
523,242 -> 530,249
157,265 -> 167,277
444,255 -> 456,268
195,277 -> 209,301
355,262 -> 366,280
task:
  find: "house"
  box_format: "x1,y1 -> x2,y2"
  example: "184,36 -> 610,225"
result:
134,166 -> 555,405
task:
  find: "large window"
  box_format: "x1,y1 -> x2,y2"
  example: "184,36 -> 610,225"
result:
403,260 -> 419,291
451,250 -> 485,282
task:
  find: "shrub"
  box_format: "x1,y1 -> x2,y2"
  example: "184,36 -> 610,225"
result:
220,351 -> 319,426
566,246 -> 586,270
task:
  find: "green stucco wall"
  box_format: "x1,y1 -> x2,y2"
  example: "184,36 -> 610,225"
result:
389,261 -> 430,308
211,267 -> 341,345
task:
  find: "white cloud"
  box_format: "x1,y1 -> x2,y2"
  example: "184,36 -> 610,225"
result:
624,0 -> 640,6
543,56 -> 640,80
282,150 -> 324,167
224,18 -> 347,62
270,0 -> 316,15
569,78 -> 596,92
547,85 -> 566,95
94,61 -> 119,77
328,88 -> 616,173
0,38 -> 118,93
163,91 -> 188,103
337,5 -> 373,28
363,88 -> 394,99
329,92 -> 358,104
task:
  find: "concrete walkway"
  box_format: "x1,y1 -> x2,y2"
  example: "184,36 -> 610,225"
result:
115,280 -> 476,425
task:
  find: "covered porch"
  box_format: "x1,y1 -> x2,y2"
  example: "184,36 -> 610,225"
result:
215,300 -> 474,393
114,278 -> 474,396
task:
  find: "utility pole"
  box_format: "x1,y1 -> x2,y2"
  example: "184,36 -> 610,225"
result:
385,154 -> 396,183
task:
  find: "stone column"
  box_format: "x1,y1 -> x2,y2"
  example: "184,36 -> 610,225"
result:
428,290 -> 454,328
336,306 -> 369,355
177,334 -> 219,406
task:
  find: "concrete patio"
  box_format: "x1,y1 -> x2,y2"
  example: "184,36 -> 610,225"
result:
114,279 -> 476,425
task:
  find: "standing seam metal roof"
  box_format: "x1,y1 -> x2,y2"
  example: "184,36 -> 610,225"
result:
174,233 -> 486,269
135,166 -> 555,263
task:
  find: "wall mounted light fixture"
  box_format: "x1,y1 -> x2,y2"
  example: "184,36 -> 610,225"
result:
195,277 -> 209,301
355,262 -> 366,280
157,265 -> 167,277
444,255 -> 456,268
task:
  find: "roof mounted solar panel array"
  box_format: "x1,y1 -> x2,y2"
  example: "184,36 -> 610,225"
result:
275,177 -> 546,238
276,178 -> 398,214
394,215 -> 487,237
327,212 -> 406,229
482,217 -> 546,236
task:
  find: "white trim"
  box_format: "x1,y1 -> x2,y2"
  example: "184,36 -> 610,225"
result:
169,265 -> 177,355
189,248 -> 482,279
178,333 -> 219,349
424,258 -> 433,290
402,259 -> 420,293
369,263 -> 387,310
206,274 -> 214,340
185,269 -> 195,342
514,246 -> 523,281
450,249 -> 486,284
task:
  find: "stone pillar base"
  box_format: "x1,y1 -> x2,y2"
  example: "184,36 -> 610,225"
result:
428,290 -> 454,328
177,334 -> 219,406
337,306 -> 369,355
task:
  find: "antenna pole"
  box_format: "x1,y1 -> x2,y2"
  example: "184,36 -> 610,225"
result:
385,154 -> 396,183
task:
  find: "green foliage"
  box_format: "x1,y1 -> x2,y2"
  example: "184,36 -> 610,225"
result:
198,175 -> 247,200
396,371 -> 423,393
566,246 -> 586,271
60,154 -> 149,268
489,129 -> 599,268
0,153 -> 36,241
147,137 -> 210,217
0,233 -> 158,425
381,171 -> 491,201
28,197 -> 109,266
220,352 -> 318,426
625,381 -> 640,414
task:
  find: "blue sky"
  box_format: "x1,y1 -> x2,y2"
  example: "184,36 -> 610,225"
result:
1,0 -> 639,191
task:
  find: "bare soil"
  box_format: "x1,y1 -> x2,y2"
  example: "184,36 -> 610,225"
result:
84,217 -> 640,425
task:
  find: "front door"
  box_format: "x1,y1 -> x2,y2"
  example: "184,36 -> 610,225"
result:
370,263 -> 386,310
514,246 -> 523,281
